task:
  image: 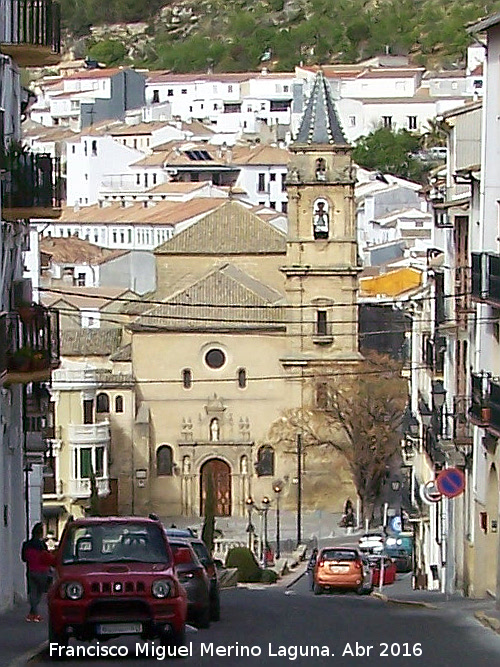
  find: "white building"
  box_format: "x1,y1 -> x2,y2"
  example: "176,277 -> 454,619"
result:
0,5 -> 62,612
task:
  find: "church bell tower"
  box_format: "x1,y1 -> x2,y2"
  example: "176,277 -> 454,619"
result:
282,71 -> 362,371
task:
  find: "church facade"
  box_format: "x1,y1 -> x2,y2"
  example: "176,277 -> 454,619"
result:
120,72 -> 362,519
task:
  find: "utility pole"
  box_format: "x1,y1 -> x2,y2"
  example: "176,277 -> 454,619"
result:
297,432 -> 302,546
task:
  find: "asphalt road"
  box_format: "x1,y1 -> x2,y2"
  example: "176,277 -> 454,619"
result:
34,574 -> 500,667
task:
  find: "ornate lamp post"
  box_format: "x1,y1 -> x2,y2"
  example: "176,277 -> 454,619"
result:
273,482 -> 282,559
245,496 -> 255,551
262,496 -> 270,567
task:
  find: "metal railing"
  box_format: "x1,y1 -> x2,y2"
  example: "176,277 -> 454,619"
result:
470,372 -> 490,422
0,0 -> 60,53
2,152 -> 62,211
488,377 -> 500,433
5,306 -> 59,375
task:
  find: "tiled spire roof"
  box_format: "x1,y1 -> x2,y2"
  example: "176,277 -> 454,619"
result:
295,71 -> 348,146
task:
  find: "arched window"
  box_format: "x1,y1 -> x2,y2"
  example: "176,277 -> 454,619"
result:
240,455 -> 248,475
313,198 -> 329,240
238,368 -> 247,389
156,446 -> 173,476
182,369 -> 192,389
256,445 -> 274,477
115,395 -> 124,413
96,393 -> 110,413
315,157 -> 326,181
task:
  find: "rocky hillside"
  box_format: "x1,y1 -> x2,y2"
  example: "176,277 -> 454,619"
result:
59,0 -> 500,72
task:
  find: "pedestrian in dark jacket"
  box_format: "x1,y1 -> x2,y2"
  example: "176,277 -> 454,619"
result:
21,522 -> 55,622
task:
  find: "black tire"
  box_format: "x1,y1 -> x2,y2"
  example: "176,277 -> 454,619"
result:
48,620 -> 68,659
210,593 -> 221,622
313,583 -> 323,596
196,606 -> 211,629
355,585 -> 365,595
160,626 -> 186,654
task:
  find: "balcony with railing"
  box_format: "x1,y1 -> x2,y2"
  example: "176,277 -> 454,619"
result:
471,252 -> 500,307
67,421 -> 110,446
68,478 -> 109,499
0,0 -> 61,66
1,150 -> 62,220
453,396 -> 473,445
0,313 -> 7,382
4,305 -> 60,384
470,372 -> 490,425
487,377 -> 500,435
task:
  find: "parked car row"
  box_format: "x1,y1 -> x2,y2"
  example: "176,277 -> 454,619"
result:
46,516 -> 220,658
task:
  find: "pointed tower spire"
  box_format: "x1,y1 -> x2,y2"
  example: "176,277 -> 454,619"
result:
295,70 -> 348,146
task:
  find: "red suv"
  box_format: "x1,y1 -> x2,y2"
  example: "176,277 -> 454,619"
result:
48,516 -> 187,649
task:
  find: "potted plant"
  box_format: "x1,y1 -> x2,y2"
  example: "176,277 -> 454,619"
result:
17,302 -> 40,324
8,346 -> 34,372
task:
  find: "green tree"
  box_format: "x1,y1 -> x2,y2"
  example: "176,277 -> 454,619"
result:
201,471 -> 216,555
87,39 -> 128,67
353,126 -> 427,182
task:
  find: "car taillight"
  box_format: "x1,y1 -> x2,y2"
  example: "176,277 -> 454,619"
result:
205,564 -> 215,578
195,567 -> 206,579
354,559 -> 363,570
318,560 -> 325,567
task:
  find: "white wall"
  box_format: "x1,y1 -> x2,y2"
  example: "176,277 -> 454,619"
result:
66,135 -> 143,207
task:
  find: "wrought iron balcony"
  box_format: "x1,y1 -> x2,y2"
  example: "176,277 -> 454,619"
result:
1,151 -> 62,220
4,305 -> 60,384
471,251 -> 500,307
0,0 -> 61,66
0,312 -> 7,382
470,371 -> 490,425
452,396 -> 473,445
488,377 -> 500,435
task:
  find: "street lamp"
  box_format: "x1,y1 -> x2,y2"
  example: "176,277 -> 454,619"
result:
273,482 -> 282,559
245,496 -> 255,551
432,380 -> 447,410
419,400 -> 433,428
262,496 -> 270,567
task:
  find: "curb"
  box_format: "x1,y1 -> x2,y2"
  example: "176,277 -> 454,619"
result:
285,570 -> 306,589
475,611 -> 500,635
7,640 -> 47,667
370,591 -> 437,610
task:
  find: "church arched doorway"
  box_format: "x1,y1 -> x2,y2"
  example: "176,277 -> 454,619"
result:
200,459 -> 232,517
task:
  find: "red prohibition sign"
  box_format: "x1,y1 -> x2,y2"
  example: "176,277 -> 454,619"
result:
436,467 -> 466,499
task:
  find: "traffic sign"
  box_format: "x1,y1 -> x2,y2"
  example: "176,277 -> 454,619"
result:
420,481 -> 442,504
436,467 -> 465,498
390,516 -> 402,533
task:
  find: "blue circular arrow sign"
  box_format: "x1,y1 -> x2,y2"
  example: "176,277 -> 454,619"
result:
436,467 -> 465,498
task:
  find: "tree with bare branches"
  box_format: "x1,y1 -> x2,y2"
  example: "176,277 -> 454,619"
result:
267,355 -> 407,525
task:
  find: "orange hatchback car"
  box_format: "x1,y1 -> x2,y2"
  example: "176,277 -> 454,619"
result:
313,547 -> 366,595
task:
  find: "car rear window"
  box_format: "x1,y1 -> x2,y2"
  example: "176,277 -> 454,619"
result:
169,542 -> 197,564
321,549 -> 358,561
61,522 -> 170,565
190,541 -> 211,565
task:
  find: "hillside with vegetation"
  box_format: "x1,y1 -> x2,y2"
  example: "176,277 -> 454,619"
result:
60,0 -> 499,72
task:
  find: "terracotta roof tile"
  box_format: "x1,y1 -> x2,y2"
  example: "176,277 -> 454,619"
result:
61,328 -> 122,356
154,200 -> 286,255
40,236 -> 127,264
133,263 -> 285,331
56,198 -> 228,226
